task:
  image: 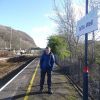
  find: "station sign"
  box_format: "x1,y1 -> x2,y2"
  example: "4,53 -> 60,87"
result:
76,7 -> 98,36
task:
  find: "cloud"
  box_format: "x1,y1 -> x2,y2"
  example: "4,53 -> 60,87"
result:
32,23 -> 58,35
32,26 -> 52,35
72,3 -> 85,21
31,24 -> 57,48
31,26 -> 51,48
44,10 -> 67,19
44,4 -> 85,22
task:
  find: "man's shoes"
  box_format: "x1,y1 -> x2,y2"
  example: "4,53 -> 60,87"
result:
48,89 -> 53,94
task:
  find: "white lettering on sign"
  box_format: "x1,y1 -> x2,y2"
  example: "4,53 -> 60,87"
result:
76,7 -> 98,36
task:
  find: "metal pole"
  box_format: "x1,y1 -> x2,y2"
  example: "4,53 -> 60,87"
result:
10,27 -> 12,50
20,38 -> 21,51
5,42 -> 7,49
83,0 -> 89,100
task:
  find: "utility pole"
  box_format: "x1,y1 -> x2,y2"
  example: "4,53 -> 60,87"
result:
19,38 -> 21,51
10,27 -> 12,50
5,41 -> 7,49
4,32 -> 7,50
83,0 -> 89,100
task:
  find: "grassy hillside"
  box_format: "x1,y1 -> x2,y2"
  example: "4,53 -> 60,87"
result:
0,25 -> 36,49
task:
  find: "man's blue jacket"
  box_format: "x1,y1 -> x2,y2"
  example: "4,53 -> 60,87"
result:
40,52 -> 55,71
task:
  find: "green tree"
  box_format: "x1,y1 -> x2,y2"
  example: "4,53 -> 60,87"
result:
48,35 -> 70,59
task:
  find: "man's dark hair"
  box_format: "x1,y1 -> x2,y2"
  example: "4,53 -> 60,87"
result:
46,46 -> 51,50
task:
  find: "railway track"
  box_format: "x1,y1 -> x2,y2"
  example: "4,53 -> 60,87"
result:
57,63 -> 94,100
66,74 -> 94,100
0,56 -> 37,91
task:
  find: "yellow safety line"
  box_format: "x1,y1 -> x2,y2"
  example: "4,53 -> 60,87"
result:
24,63 -> 39,100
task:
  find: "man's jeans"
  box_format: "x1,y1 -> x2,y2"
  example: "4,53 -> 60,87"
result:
40,69 -> 51,90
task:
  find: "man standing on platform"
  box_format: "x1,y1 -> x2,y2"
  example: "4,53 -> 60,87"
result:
39,47 -> 55,94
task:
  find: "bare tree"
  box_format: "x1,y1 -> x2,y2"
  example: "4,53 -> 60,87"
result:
89,0 -> 100,10
89,0 -> 100,62
52,0 -> 81,61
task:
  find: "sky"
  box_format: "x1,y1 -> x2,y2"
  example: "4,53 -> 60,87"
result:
0,0 -> 84,48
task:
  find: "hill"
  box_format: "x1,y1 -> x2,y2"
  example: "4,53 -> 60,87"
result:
0,25 -> 36,50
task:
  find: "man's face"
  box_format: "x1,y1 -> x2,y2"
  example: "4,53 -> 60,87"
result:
45,48 -> 51,54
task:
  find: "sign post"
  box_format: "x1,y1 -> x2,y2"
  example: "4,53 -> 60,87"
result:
76,1 -> 98,100
83,0 -> 88,99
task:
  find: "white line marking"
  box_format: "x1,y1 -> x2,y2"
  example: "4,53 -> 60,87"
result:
0,58 -> 36,92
